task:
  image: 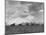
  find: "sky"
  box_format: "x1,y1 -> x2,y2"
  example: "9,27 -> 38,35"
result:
5,0 -> 44,25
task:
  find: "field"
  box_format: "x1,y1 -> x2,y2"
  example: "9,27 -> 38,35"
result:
5,23 -> 44,35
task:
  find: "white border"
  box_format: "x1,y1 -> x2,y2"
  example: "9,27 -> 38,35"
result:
0,0 -> 46,35
0,0 -> 5,35
12,0 -> 44,2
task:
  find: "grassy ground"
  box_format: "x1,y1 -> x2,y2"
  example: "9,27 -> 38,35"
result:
5,23 -> 44,35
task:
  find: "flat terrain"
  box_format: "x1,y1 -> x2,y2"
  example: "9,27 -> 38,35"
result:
5,23 -> 44,35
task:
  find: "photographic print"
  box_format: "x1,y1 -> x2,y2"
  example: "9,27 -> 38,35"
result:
5,0 -> 44,35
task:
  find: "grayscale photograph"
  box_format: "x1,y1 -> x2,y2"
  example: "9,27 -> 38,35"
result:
5,0 -> 44,35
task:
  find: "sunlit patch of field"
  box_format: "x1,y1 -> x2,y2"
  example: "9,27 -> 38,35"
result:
5,23 -> 44,35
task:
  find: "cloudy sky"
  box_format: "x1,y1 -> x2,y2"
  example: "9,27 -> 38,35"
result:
5,0 -> 44,25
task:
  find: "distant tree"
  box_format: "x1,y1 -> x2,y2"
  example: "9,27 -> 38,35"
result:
10,23 -> 15,27
26,23 -> 29,26
18,24 -> 22,26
